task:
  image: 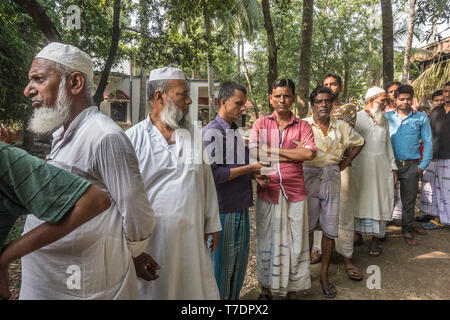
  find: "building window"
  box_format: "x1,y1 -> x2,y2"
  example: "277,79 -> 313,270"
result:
111,101 -> 127,122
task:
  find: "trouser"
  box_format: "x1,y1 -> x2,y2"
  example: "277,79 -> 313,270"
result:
397,162 -> 420,233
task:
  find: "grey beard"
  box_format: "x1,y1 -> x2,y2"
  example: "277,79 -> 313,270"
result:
28,78 -> 71,134
160,97 -> 191,131
369,103 -> 386,125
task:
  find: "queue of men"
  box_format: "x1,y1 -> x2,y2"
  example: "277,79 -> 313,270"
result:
0,42 -> 449,300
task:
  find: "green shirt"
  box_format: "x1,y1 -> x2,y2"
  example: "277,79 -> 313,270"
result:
0,142 -> 91,250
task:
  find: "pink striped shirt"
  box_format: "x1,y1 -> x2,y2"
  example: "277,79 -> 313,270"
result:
250,112 -> 316,204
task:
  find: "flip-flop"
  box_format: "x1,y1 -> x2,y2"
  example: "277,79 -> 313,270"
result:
346,264 -> 363,281
321,283 -> 337,298
421,220 -> 445,230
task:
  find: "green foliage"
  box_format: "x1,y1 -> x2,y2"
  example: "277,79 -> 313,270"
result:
0,0 -> 43,126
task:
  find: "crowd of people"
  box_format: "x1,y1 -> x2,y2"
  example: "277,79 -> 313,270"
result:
0,42 -> 448,300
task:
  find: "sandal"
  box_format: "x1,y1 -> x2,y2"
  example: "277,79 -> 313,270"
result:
257,293 -> 272,300
321,283 -> 337,298
310,248 -> 321,264
345,264 -> 363,281
412,226 -> 427,235
368,242 -> 383,257
421,220 -> 445,230
403,233 -> 419,246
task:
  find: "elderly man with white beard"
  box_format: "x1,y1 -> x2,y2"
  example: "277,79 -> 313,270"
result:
21,42 -> 158,299
352,87 -> 398,257
125,67 -> 222,300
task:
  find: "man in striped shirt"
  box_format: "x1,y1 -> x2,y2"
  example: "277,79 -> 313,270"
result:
0,141 -> 110,299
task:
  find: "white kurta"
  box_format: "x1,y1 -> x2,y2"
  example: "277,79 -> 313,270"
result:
20,107 -> 155,300
351,111 -> 397,221
126,117 -> 222,300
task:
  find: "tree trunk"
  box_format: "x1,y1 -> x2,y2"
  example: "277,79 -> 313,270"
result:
93,0 -> 122,106
12,0 -> 62,42
261,0 -> 277,96
343,61 -> 349,102
203,6 -> 215,121
139,68 -> 147,121
240,35 -> 259,119
297,0 -> 314,119
138,0 -> 149,122
402,0 -> 415,84
381,0 -> 394,87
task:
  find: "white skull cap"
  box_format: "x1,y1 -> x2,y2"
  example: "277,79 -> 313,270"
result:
36,42 -> 93,81
149,67 -> 185,81
365,86 -> 385,101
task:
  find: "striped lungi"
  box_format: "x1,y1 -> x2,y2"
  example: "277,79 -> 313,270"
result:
335,166 -> 357,258
420,159 -> 450,224
354,218 -> 387,238
255,193 -> 311,295
211,209 -> 250,300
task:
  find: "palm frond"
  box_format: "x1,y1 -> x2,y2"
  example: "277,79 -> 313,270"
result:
412,60 -> 450,99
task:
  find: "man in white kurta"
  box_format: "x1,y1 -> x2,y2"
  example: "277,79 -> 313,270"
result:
352,87 -> 398,257
126,67 -> 222,300
20,43 -> 156,299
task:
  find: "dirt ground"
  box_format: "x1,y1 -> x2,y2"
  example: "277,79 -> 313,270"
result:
7,142 -> 450,300
240,183 -> 450,300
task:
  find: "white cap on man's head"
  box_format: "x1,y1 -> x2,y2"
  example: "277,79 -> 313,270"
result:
35,42 -> 93,81
149,67 -> 185,81
365,86 -> 385,101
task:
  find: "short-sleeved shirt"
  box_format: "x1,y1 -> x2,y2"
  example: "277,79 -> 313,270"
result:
0,141 -> 91,250
303,116 -> 365,168
250,112 -> 317,204
429,105 -> 450,160
202,115 -> 253,213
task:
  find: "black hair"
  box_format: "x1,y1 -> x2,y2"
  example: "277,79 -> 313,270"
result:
218,82 -> 247,107
394,84 -> 414,98
385,81 -> 401,91
323,73 -> 342,87
309,86 -> 333,105
432,89 -> 443,100
444,81 -> 450,88
270,78 -> 296,95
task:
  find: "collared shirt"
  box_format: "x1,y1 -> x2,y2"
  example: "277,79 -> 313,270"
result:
429,105 -> 450,159
0,142 -> 90,251
20,106 -> 155,300
202,115 -> 253,213
250,112 -> 316,204
126,116 -> 221,299
303,116 -> 365,168
385,109 -> 433,170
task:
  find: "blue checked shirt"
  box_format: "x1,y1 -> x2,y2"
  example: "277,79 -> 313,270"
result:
385,109 -> 433,171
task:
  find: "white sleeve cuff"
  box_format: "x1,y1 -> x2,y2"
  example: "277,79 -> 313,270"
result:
127,237 -> 150,258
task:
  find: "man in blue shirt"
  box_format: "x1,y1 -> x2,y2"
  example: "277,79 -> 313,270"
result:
385,85 -> 432,246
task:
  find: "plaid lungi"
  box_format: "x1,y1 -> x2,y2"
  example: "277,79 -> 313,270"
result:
354,218 -> 387,238
303,164 -> 341,239
420,159 -> 450,224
